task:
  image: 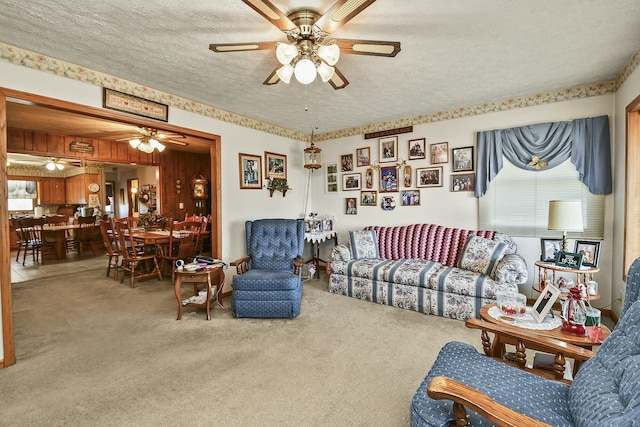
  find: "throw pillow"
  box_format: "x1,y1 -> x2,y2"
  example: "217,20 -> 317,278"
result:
349,230 -> 380,259
457,235 -> 507,276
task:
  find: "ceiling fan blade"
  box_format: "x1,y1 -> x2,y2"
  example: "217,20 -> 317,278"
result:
263,67 -> 280,85
241,0 -> 297,32
314,0 -> 377,35
209,41 -> 278,53
328,66 -> 349,90
333,38 -> 401,57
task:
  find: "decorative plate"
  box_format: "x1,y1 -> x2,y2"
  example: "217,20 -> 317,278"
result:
88,183 -> 100,192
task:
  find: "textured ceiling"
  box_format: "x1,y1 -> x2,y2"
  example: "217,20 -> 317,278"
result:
0,0 -> 639,137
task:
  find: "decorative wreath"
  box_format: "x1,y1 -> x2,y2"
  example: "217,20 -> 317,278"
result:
139,191 -> 151,205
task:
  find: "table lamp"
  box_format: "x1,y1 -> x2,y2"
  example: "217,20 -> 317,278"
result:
547,200 -> 584,252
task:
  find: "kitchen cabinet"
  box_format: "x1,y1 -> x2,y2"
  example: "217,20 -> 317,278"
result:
65,174 -> 99,205
39,178 -> 66,205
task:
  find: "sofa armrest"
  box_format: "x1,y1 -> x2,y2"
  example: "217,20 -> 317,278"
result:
427,376 -> 551,427
331,244 -> 352,262
293,256 -> 304,275
492,253 -> 528,285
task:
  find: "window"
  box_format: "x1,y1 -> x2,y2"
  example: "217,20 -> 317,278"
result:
479,160 -> 604,238
7,180 -> 37,212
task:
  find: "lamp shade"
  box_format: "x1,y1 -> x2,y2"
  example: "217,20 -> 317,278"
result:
294,58 -> 317,84
276,64 -> 294,84
317,44 -> 340,66
548,200 -> 584,232
316,62 -> 335,82
276,43 -> 298,65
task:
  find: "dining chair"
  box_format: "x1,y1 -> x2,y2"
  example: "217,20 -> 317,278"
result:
75,216 -> 98,256
113,220 -> 162,288
158,220 -> 200,282
45,214 -> 75,253
19,217 -> 57,264
98,219 -> 122,280
11,218 -> 28,263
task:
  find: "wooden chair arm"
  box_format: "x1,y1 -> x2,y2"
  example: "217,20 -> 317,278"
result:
293,256 -> 304,275
230,256 -> 251,275
465,318 -> 595,362
427,376 -> 551,427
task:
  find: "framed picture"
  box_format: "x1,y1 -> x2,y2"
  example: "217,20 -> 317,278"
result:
326,163 -> 338,193
103,88 -> 168,122
365,168 -> 374,189
264,151 -> 287,179
238,153 -> 262,189
379,136 -> 398,163
342,172 -> 362,191
574,240 -> 601,267
401,190 -> 420,206
416,166 -> 443,188
430,142 -> 448,164
531,283 -> 562,323
555,251 -> 584,269
346,197 -> 357,215
452,146 -> 474,172
540,238 -> 562,262
356,147 -> 371,167
380,195 -> 396,211
379,166 -> 398,192
403,165 -> 412,187
360,190 -> 377,206
341,154 -> 354,172
451,173 -> 474,191
323,218 -> 334,231
408,138 -> 426,160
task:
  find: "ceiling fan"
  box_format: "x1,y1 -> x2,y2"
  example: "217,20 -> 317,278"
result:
117,127 -> 188,153
209,0 -> 401,89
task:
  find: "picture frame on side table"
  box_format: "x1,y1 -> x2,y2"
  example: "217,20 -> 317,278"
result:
574,240 -> 601,267
531,283 -> 562,323
555,251 -> 584,269
408,138 -> 426,160
430,142 -> 448,164
360,190 -> 377,206
238,153 -> 262,189
325,163 -> 338,193
342,173 -> 362,191
356,147 -> 371,167
379,136 -> 398,163
264,151 -> 287,179
540,238 -> 562,262
416,166 -> 443,188
452,146 -> 474,172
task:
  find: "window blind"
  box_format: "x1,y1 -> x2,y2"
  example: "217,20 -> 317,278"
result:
479,160 -> 604,239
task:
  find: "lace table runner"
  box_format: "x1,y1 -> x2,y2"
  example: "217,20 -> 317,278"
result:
488,306 -> 562,330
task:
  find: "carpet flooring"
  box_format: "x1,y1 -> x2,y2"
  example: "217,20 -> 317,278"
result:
1,267 -> 481,426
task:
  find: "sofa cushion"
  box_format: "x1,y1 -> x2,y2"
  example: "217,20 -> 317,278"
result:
457,234 -> 507,275
349,230 -> 379,259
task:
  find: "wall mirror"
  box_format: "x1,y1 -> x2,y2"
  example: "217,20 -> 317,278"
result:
127,178 -> 139,217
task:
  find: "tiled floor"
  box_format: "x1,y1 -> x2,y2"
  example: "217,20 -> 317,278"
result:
10,249 -> 108,283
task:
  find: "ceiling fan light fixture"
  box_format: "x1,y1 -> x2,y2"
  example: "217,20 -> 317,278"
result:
45,159 -> 64,171
138,142 -> 155,154
129,138 -> 141,149
317,44 -> 340,66
276,43 -> 299,65
276,64 -> 294,84
316,62 -> 335,82
294,57 -> 317,84
45,161 -> 56,171
150,138 -> 166,152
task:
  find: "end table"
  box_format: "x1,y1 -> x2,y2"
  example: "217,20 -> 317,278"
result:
174,266 -> 225,320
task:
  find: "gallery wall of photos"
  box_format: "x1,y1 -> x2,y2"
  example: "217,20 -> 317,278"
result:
325,135 -> 475,214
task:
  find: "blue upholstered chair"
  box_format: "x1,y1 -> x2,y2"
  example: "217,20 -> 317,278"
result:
411,299 -> 640,426
621,257 -> 640,319
230,218 -> 305,318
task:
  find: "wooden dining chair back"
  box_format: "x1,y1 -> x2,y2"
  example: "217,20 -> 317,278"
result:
113,220 -> 162,288
75,216 -> 98,256
99,219 -> 121,280
12,218 -> 28,263
19,217 -> 57,264
158,220 -> 199,282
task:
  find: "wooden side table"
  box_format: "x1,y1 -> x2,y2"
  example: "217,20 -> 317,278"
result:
174,266 -> 225,320
304,231 -> 338,279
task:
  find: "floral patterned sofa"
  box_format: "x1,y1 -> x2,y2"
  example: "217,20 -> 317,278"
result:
329,223 -> 528,321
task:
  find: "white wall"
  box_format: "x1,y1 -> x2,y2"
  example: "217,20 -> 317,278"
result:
312,95 -> 615,305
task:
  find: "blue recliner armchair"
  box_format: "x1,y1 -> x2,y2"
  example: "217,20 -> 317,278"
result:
230,218 -> 305,318
410,300 -> 640,426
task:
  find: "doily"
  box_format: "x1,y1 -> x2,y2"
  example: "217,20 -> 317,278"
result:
488,306 -> 562,330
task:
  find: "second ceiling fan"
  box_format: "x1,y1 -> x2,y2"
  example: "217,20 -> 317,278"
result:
209,0 -> 401,89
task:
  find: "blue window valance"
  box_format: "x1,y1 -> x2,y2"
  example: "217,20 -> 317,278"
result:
475,115 -> 612,197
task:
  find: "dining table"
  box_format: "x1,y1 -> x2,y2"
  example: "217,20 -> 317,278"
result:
41,223 -> 80,259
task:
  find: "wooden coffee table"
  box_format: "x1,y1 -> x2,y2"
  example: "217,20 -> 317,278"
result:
479,304 -> 610,374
